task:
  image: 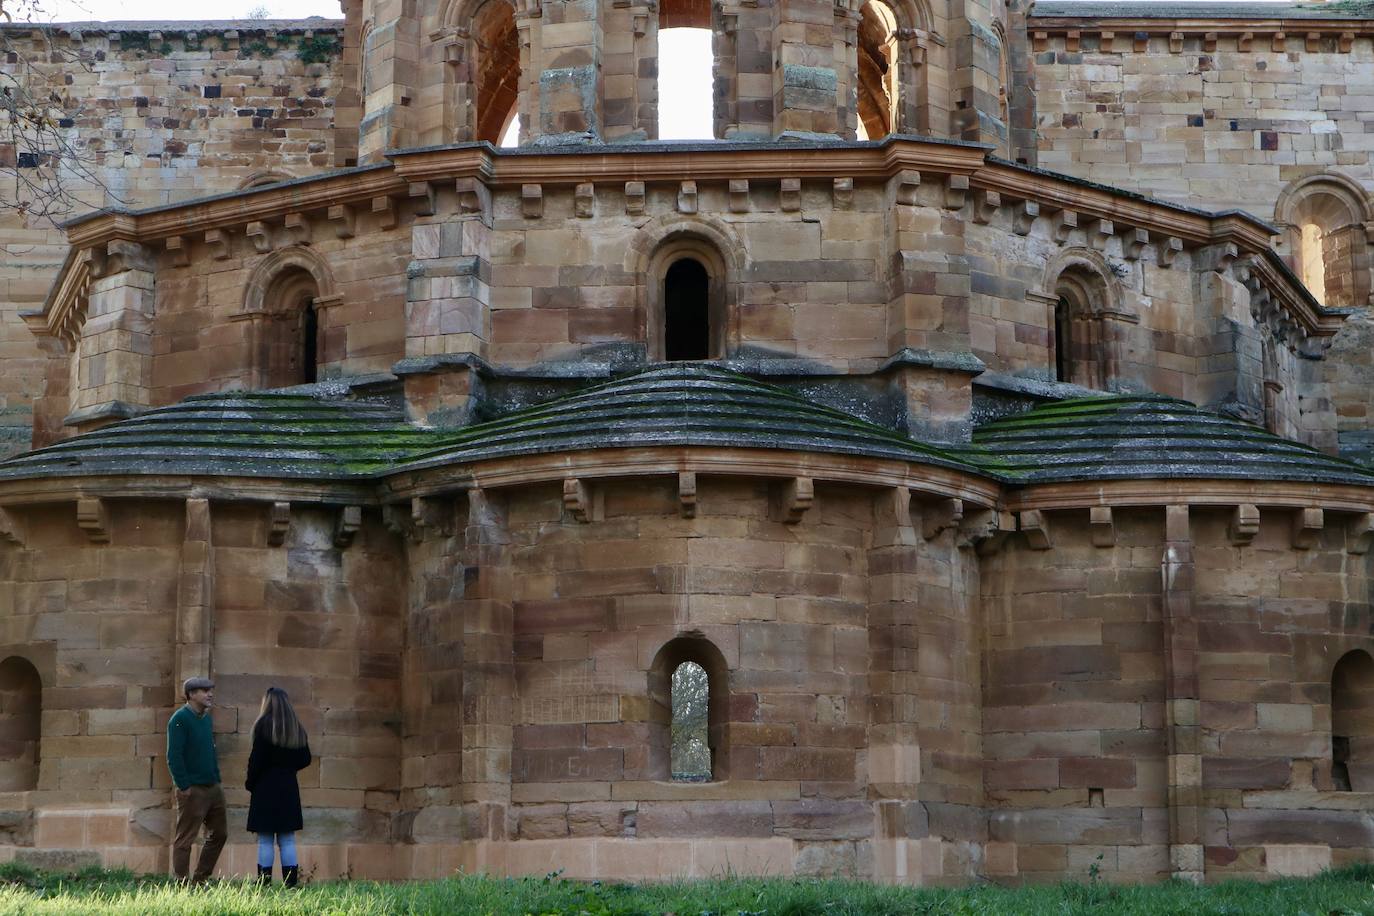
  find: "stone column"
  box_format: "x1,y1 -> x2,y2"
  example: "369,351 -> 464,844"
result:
602,0 -> 654,141
885,171 -> 972,355
532,0 -> 604,141
68,241 -> 156,433
460,488 -> 515,845
832,0 -> 860,139
400,179 -> 493,426
1162,504 -> 1203,883
176,499 -> 214,695
771,0 -> 839,138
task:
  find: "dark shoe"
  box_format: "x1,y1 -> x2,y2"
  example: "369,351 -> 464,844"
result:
257,865 -> 272,886
283,864 -> 299,888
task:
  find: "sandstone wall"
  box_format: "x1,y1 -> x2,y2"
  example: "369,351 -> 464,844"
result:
0,21 -> 347,456
1032,29 -> 1374,217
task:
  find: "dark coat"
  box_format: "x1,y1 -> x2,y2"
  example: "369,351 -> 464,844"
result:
245,721 -> 311,834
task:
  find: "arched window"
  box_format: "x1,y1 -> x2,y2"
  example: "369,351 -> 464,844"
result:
658,0 -> 715,140
857,0 -> 900,140
1332,650 -> 1374,792
1275,174 -> 1374,308
261,267 -> 322,388
473,0 -> 520,144
1045,253 -> 1119,390
992,21 -> 1011,155
664,258 -> 710,360
0,657 -> 41,792
644,232 -> 731,361
649,637 -> 729,781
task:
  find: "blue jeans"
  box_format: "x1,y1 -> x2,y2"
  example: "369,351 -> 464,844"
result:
256,832 -> 297,869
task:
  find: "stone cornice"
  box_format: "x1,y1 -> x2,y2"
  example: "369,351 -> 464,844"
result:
1008,479 -> 1374,515
40,136 -> 1343,345
1030,16 -> 1374,37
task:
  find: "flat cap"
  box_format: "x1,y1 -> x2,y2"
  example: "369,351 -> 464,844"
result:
183,676 -> 214,695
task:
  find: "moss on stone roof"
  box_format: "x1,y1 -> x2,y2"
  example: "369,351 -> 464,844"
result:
968,394 -> 1374,486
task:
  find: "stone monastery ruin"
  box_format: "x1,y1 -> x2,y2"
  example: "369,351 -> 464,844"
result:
5,0 -> 1374,886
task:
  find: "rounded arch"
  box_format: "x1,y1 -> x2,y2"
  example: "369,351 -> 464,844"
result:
243,247 -> 336,388
857,0 -> 901,140
648,635 -> 730,781
0,656 -> 41,792
237,170 -> 296,191
1275,172 -> 1374,307
1332,649 -> 1374,791
1043,248 -> 1121,389
990,20 -> 1011,147
432,0 -> 521,145
243,247 -> 337,316
632,215 -> 743,362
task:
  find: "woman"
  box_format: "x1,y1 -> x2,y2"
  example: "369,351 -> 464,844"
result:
246,687 -> 311,887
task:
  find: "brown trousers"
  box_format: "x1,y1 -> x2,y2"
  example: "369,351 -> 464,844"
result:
172,783 -> 227,881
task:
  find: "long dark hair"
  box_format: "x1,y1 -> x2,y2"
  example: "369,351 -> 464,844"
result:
254,687 -> 308,749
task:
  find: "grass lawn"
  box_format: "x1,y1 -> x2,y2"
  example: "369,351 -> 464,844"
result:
0,862 -> 1372,915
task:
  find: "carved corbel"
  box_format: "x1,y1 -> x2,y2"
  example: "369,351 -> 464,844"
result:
1340,31 -> 1355,53
1032,30 -> 1048,52
922,497 -> 963,541
1052,210 -> 1078,243
412,496 -> 454,539
943,174 -> 969,211
1065,29 -> 1080,51
246,220 -> 272,253
1238,31 -> 1253,52
1292,507 -> 1323,550
1089,218 -> 1114,251
778,477 -> 814,525
76,497 -> 109,544
101,239 -> 153,275
1305,31 -> 1320,53
625,181 -> 646,215
973,189 -> 1001,225
960,508 -> 1015,554
1123,227 -> 1149,260
1348,512 -> 1374,555
1018,509 -> 1052,550
729,179 -> 750,214
575,182 -> 595,218
1229,504 -> 1260,546
632,7 -> 650,35
1271,32 -> 1286,52
678,472 -> 697,519
456,177 -> 491,217
205,228 -> 232,260
328,203 -> 356,238
1212,242 -> 1239,275
334,505 -> 363,548
563,478 -> 596,523
284,213 -> 311,246
522,184 -> 543,219
165,235 -> 190,267
780,178 -> 801,212
676,180 -> 698,214
267,501 -> 291,547
372,195 -> 397,230
0,508 -> 23,546
1013,200 -> 1039,236
1157,236 -> 1183,267
1090,506 -> 1115,547
1099,30 -> 1115,51
833,177 -> 853,208
1202,31 -> 1217,52
382,503 -> 417,542
1133,31 -> 1148,53
1168,31 -> 1183,53
409,181 -> 437,217
893,170 -> 920,207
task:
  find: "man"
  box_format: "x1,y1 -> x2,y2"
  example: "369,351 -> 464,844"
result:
166,676 -> 227,883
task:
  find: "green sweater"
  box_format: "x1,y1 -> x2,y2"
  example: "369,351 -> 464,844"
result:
166,705 -> 221,790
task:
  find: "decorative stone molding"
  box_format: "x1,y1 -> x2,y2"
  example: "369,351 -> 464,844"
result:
1090,505 -> 1115,547
1347,512 -> 1374,555
625,181 -> 646,215
923,497 -> 963,540
267,501 -> 291,547
678,472 -> 697,519
0,508 -> 22,546
76,497 -> 109,544
575,183 -> 595,218
328,203 -> 356,238
564,477 -> 596,523
678,181 -> 698,214
1292,507 -> 1324,550
1018,509 -> 1052,550
1229,504 -> 1260,546
778,477 -> 814,525
334,505 -> 363,548
973,189 -> 1001,225
780,178 -> 802,212
372,195 -> 398,230
729,180 -> 750,214
521,184 -> 543,219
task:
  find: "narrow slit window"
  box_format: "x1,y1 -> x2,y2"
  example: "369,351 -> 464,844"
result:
1054,297 -> 1073,383
1301,222 -> 1327,305
302,302 -> 319,384
664,258 -> 711,360
671,661 -> 710,781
